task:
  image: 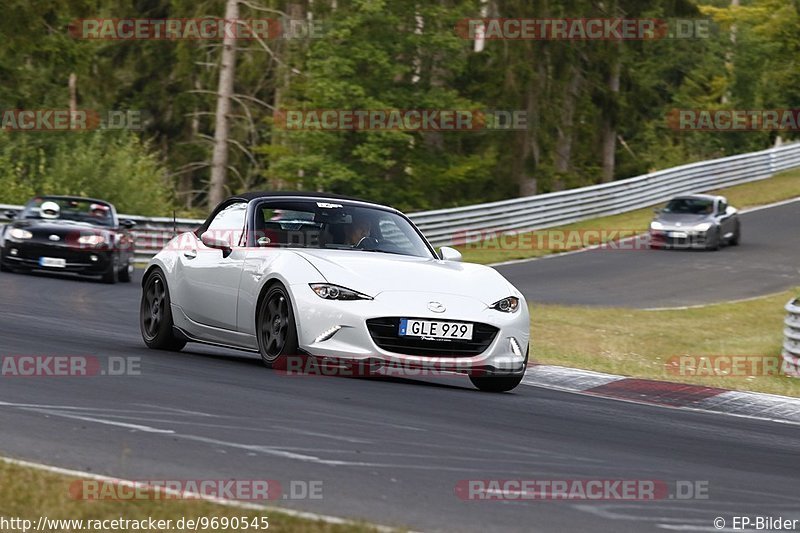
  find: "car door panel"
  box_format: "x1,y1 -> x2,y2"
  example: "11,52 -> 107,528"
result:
178,202 -> 247,331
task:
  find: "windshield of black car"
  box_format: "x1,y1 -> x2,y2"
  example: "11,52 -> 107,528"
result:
663,199 -> 714,215
253,200 -> 434,258
21,198 -> 115,227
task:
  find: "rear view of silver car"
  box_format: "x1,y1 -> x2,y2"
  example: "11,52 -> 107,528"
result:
649,194 -> 741,250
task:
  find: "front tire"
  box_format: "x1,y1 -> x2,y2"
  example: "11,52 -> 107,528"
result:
729,223 -> 741,246
101,261 -> 117,284
470,349 -> 528,393
140,269 -> 186,351
705,227 -> 720,251
118,261 -> 133,282
256,284 -> 299,369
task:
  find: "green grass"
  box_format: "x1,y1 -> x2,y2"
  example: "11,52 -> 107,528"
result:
0,460 -> 383,533
459,169 -> 800,264
530,288 -> 800,397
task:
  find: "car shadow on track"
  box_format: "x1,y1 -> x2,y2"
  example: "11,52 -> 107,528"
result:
1,268 -> 143,284
146,347 -> 479,392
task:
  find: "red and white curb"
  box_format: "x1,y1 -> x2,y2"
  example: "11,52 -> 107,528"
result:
522,365 -> 800,426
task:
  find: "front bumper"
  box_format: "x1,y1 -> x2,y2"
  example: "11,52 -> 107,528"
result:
649,229 -> 710,249
1,241 -> 115,275
290,286 -> 530,377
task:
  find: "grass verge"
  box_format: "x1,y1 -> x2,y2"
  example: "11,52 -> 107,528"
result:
0,460 -> 381,533
530,288 -> 800,397
459,169 -> 800,264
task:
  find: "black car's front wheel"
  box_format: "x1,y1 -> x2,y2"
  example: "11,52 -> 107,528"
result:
101,261 -> 118,284
140,269 -> 186,351
256,283 -> 299,369
118,261 -> 133,282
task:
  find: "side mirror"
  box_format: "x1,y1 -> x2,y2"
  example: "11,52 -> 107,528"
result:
119,219 -> 136,229
201,231 -> 232,254
4,210 -> 16,220
439,246 -> 462,262
725,206 -> 738,216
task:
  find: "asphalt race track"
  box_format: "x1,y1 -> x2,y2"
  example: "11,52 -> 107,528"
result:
1,268 -> 800,532
496,199 -> 800,308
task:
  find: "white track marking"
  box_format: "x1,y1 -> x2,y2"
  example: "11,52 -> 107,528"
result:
0,456 -> 402,532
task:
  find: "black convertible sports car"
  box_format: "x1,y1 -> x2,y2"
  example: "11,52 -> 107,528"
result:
0,196 -> 136,283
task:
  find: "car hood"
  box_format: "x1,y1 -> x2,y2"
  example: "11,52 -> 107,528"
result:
292,249 -> 517,305
9,220 -> 115,246
653,213 -> 712,226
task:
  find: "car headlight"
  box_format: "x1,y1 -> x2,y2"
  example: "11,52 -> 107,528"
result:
9,228 -> 33,240
694,223 -> 712,231
650,221 -> 663,230
309,283 -> 373,301
491,296 -> 520,313
77,234 -> 107,246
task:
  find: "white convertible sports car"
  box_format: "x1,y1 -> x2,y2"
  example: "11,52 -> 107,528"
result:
140,192 -> 530,392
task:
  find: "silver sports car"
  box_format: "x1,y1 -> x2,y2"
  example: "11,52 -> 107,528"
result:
649,194 -> 741,250
140,192 -> 530,392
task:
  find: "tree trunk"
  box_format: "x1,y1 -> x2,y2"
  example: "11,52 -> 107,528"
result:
600,48 -> 620,183
208,0 -> 239,209
68,73 -> 77,129
515,87 -> 539,197
269,2 -> 304,190
554,62 -> 582,188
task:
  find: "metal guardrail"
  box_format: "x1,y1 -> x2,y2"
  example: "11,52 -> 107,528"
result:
783,297 -> 800,375
411,142 -> 800,245
2,142 -> 800,259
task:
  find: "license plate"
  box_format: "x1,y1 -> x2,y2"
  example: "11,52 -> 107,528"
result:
668,231 -> 688,238
398,319 -> 473,340
39,257 -> 66,268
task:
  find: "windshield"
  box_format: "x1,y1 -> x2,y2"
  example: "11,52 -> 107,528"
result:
21,197 -> 116,227
252,200 -> 434,258
663,198 -> 714,215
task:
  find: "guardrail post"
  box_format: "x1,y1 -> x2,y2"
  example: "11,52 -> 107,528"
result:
783,297 -> 800,377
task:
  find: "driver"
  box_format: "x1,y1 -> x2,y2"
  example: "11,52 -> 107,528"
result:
345,212 -> 371,246
89,203 -> 110,220
39,201 -> 61,220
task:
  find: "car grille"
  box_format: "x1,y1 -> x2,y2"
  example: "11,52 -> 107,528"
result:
366,317 -> 498,357
4,242 -> 110,269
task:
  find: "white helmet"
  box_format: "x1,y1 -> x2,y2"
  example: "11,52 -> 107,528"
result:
89,203 -> 110,217
40,201 -> 60,219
